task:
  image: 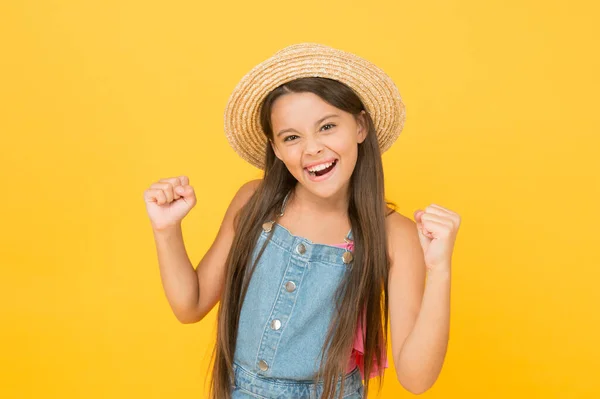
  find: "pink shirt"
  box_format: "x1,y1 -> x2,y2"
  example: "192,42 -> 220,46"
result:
333,241 -> 389,379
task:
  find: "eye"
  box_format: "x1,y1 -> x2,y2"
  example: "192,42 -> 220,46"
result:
321,123 -> 336,131
283,135 -> 299,142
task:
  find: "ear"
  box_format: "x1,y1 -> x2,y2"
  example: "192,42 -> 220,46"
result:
270,139 -> 283,161
356,110 -> 368,144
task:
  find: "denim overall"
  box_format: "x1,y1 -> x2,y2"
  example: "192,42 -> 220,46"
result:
231,192 -> 364,398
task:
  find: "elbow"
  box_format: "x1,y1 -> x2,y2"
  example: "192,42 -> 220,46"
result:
177,314 -> 200,324
406,385 -> 431,396
396,371 -> 436,395
173,307 -> 202,324
398,379 -> 433,396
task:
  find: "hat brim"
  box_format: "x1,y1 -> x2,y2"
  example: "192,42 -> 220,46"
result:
223,42 -> 406,170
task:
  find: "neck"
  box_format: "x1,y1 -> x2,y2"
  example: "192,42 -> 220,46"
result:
288,182 -> 351,217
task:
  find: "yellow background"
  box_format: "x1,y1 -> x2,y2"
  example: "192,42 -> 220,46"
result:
1,0 -> 599,398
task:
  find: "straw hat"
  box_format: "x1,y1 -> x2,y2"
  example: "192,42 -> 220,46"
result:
223,42 -> 406,170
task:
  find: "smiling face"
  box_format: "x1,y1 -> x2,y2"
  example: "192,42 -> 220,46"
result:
269,91 -> 367,199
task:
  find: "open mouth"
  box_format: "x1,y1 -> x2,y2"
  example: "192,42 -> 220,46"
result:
305,159 -> 338,181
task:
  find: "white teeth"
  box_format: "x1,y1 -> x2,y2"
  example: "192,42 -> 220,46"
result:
307,161 -> 334,172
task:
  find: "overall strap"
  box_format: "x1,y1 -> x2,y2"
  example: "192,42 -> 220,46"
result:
345,228 -> 354,242
279,189 -> 292,217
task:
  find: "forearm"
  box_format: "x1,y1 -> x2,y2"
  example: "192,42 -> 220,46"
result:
395,267 -> 451,394
152,224 -> 199,323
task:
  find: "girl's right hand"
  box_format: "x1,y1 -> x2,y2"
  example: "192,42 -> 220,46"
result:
143,176 -> 197,231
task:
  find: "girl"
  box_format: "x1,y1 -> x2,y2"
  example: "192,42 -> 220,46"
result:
144,43 -> 461,399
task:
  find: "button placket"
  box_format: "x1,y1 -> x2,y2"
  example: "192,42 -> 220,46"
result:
254,238 -> 309,375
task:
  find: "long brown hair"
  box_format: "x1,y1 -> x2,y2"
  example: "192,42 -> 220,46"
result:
208,77 -> 395,398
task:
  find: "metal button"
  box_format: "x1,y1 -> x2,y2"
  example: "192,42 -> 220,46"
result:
262,221 -> 274,232
342,251 -> 354,264
270,319 -> 282,330
296,243 -> 306,254
258,359 -> 269,371
285,281 -> 296,292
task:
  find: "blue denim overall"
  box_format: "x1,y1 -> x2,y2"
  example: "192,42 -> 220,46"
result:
231,193 -> 364,398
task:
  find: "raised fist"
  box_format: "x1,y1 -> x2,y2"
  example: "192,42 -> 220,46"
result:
143,176 -> 197,231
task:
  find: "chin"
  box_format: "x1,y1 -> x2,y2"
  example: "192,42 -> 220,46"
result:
296,171 -> 351,199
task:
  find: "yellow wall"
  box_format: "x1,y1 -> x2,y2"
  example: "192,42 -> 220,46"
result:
1,0 -> 598,397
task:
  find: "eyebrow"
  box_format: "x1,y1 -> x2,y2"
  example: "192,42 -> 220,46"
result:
276,114 -> 340,137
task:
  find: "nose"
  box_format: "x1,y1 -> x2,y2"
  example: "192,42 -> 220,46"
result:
303,134 -> 324,156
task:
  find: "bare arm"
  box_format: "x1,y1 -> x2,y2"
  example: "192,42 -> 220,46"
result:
153,179 -> 261,324
387,211 -> 451,394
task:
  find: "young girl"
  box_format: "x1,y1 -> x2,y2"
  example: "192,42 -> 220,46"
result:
144,43 -> 461,399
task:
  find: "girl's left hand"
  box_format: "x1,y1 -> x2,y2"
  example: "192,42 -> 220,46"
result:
414,204 -> 461,273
